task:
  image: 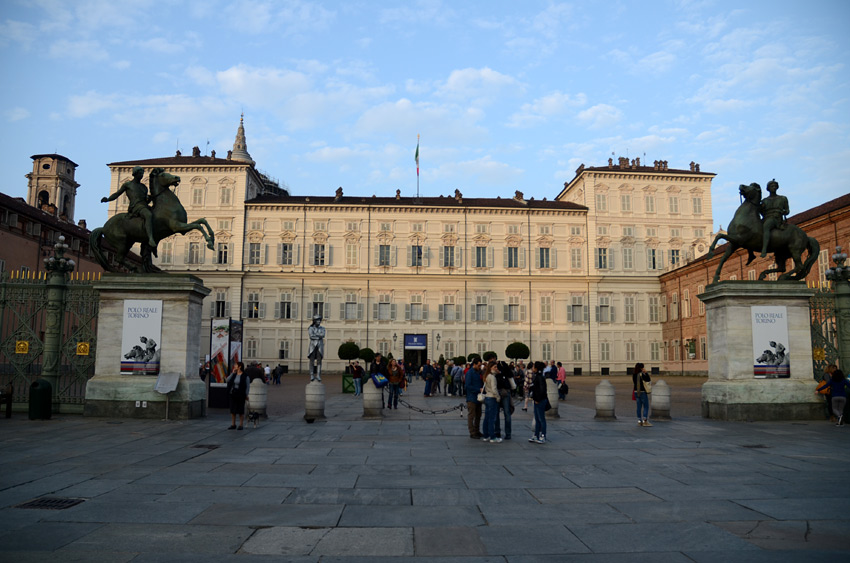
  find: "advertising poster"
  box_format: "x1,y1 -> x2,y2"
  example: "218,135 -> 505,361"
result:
229,319 -> 243,375
209,318 -> 230,388
120,299 -> 162,375
752,306 -> 790,378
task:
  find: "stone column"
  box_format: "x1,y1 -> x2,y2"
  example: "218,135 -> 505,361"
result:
41,236 -> 75,413
545,379 -> 560,418
594,380 -> 616,420
651,380 -> 671,420
699,281 -> 822,420
362,377 -> 384,418
304,381 -> 325,421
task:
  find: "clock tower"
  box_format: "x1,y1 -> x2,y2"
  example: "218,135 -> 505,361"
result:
26,153 -> 79,221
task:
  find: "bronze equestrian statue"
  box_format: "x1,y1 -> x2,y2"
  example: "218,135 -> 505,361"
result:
90,167 -> 215,272
708,181 -> 818,283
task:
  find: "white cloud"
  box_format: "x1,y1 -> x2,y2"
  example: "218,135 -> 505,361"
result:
216,64 -> 313,107
577,104 -> 622,130
353,98 -> 488,144
430,155 -> 524,186
436,67 -> 524,104
225,0 -> 336,35
508,91 -> 587,128
0,19 -> 37,49
48,39 -> 108,61
67,91 -> 121,118
6,107 -> 30,122
379,0 -> 456,25
111,60 -> 131,70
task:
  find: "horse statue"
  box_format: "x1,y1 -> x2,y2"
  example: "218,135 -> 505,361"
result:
708,182 -> 819,283
90,167 -> 215,272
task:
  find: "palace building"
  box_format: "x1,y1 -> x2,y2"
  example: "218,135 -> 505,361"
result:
104,118 -> 717,374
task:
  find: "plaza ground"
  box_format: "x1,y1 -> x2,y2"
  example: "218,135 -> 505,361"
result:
0,373 -> 847,561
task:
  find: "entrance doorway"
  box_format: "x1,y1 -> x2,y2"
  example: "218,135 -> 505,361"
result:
403,334 -> 428,376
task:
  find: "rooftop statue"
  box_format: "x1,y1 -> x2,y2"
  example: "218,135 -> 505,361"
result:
708,180 -> 819,283
91,167 -> 215,272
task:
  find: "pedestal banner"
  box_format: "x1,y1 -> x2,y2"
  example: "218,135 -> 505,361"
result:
120,299 -> 163,375
229,319 -> 243,372
752,305 -> 790,378
209,318 -> 230,388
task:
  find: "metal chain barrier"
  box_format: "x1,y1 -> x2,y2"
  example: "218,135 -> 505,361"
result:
397,397 -> 467,416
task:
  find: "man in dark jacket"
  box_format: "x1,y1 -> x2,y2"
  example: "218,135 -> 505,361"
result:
464,358 -> 484,438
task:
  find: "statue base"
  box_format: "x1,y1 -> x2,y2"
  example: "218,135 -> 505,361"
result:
84,274 -> 210,420
699,281 -> 822,421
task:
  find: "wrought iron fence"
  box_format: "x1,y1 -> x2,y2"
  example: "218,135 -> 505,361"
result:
809,281 -> 839,379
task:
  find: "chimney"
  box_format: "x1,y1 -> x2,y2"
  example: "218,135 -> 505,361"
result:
210,150 -> 216,159
395,189 -> 401,200
689,161 -> 695,172
514,190 -> 525,203
334,187 -> 343,202
576,163 -> 585,175
608,157 -> 614,168
454,189 -> 463,203
695,163 -> 700,172
192,146 -> 201,157
78,219 -> 87,230
226,150 -> 232,160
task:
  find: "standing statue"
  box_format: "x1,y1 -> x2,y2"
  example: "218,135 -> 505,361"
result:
759,179 -> 789,258
708,182 -> 819,283
90,167 -> 215,272
307,315 -> 325,382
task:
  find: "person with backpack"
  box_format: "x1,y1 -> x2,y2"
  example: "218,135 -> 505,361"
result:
817,367 -> 849,426
493,361 -> 514,440
633,362 -> 652,427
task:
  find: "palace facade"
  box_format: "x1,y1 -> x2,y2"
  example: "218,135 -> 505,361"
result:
105,119 -> 716,374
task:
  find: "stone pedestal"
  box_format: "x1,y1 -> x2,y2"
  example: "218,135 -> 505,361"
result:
699,281 -> 822,421
594,380 -> 616,420
304,381 -> 325,421
84,274 -> 210,419
362,377 -> 384,418
651,380 -> 671,420
545,379 -> 560,418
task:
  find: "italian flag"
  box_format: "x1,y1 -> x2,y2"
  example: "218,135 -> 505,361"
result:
415,134 -> 420,176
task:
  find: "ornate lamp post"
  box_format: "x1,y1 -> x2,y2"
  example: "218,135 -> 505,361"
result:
825,246 -> 850,371
42,236 -> 76,412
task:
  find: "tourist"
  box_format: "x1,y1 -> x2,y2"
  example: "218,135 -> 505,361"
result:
351,360 -> 364,396
633,362 -> 652,426
522,361 -> 534,411
556,361 -> 567,400
494,361 -> 513,440
465,357 -> 484,439
226,361 -> 249,430
451,360 -> 465,396
482,361 -> 502,443
529,361 -> 548,443
370,353 -> 389,406
817,367 -> 849,426
443,360 -> 453,395
421,359 -> 435,397
432,360 -> 442,395
387,358 -> 404,409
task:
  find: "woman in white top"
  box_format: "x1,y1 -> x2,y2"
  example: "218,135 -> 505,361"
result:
481,361 -> 502,443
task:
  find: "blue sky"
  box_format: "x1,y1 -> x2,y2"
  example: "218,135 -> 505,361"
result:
1,0 -> 848,231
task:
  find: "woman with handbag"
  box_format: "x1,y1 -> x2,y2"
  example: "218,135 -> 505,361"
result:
633,362 -> 652,427
386,358 -> 404,409
226,361 -> 250,430
481,361 -> 502,443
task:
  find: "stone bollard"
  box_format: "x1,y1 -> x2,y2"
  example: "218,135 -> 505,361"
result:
651,379 -> 671,420
362,377 -> 384,418
545,379 -> 560,418
304,380 -> 325,421
247,379 -> 268,417
594,379 -> 616,420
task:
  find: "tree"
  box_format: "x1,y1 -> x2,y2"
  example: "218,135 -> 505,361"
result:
437,354 -> 446,371
359,347 -> 375,364
467,352 -> 482,364
505,342 -> 530,362
338,342 -> 360,365
453,356 -> 467,366
482,351 -> 498,362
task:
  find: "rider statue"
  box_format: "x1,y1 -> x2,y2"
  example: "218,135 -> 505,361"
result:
307,315 -> 325,382
759,179 -> 789,258
101,166 -> 157,248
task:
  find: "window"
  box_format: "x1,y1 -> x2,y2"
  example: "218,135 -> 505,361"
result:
540,295 -> 552,322
220,187 -> 232,205
506,247 -> 519,269
595,248 -> 608,270
187,241 -> 202,264
698,285 -> 705,315
276,291 -> 296,320
670,228 -> 681,238
650,342 -> 660,362
669,196 -> 679,213
646,227 -> 657,237
700,337 -> 707,360
504,295 -> 523,322
278,340 -> 290,360
380,222 -> 392,232
378,244 -> 392,267
473,295 -> 492,322
248,242 -> 263,265
649,295 -> 660,323
669,249 -> 680,267
600,342 -> 611,362
570,226 -> 582,236
213,290 -> 229,318
671,292 -> 679,320
443,223 -> 456,233
692,197 -> 703,215
375,293 -> 395,321
663,341 -> 668,361
475,224 -> 488,234
597,295 -> 612,323
748,270 -> 757,281
647,248 -> 661,270
444,341 -> 455,360
541,342 -> 553,362
312,292 -> 326,318
410,245 -> 424,267
597,225 -> 609,236
568,296 -> 587,323
314,221 -> 327,232
694,228 -> 705,238
730,274 -> 737,281
411,222 -> 424,232
406,294 -> 426,321
674,339 -> 680,361
538,247 -> 551,269
345,243 -> 358,267
477,342 -> 488,357
645,195 -> 656,213
475,246 -> 488,268
160,241 -> 173,264
215,243 -> 229,264
250,220 -> 263,231
622,226 -> 634,237
570,248 -> 582,269
682,290 -> 691,318
346,221 -> 359,232
192,188 -> 204,206
343,292 -> 360,320
572,342 -> 583,362
818,249 -> 830,284
312,244 -> 327,266
245,291 -> 262,319
622,248 -> 633,270
440,294 -> 461,321
218,219 -> 231,230
441,246 -> 458,268
245,339 -> 257,359
595,193 -> 607,211
378,340 -> 390,357
507,224 -> 520,234
626,342 -> 636,362
620,194 -> 632,212
624,295 -> 635,323
278,242 -> 297,266
538,224 -> 550,235
661,295 -> 668,322
283,221 -> 295,231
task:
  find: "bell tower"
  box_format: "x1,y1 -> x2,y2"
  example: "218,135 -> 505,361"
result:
26,153 -> 80,221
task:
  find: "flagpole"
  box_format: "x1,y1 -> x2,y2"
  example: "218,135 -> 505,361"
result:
415,134 -> 420,203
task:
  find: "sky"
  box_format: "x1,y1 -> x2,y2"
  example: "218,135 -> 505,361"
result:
1,0 -> 848,231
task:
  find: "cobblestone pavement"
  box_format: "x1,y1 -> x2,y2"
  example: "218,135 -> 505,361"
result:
1,373 -> 847,562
